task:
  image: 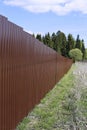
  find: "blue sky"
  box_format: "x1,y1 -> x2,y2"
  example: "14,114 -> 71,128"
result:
0,0 -> 87,47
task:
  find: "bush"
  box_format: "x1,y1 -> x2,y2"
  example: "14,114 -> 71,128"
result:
69,48 -> 83,61
85,49 -> 87,59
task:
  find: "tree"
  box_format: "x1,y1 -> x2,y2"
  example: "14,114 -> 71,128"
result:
85,49 -> 87,59
42,32 -> 54,48
55,31 -> 67,55
61,40 -> 67,56
69,48 -> 83,61
60,33 -> 67,56
42,36 -> 46,44
51,32 -> 57,51
44,32 -> 50,46
36,34 -> 42,41
66,34 -> 75,57
32,33 -> 35,38
75,35 -> 81,50
34,31 -> 86,58
81,39 -> 85,59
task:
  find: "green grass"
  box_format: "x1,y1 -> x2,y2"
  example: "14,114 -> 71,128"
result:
16,117 -> 30,130
16,64 -> 76,130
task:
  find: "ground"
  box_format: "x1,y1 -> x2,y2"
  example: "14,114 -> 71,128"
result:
17,62 -> 87,130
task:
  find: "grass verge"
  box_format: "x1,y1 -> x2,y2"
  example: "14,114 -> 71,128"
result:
16,64 -> 76,130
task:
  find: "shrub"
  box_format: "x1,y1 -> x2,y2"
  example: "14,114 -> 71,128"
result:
69,48 -> 83,61
85,49 -> 87,59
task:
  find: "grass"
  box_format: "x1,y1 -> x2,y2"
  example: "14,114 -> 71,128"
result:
16,64 -> 76,130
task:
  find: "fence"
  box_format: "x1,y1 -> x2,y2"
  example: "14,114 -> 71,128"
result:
0,15 -> 73,130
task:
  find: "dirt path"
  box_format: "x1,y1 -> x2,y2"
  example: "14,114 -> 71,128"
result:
52,62 -> 87,130
68,62 -> 87,130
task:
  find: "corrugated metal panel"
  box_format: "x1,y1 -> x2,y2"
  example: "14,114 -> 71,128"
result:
0,15 -> 73,130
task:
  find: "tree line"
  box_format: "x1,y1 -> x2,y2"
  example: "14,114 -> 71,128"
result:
33,30 -> 86,61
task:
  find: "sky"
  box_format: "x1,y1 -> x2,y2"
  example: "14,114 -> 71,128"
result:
0,0 -> 87,47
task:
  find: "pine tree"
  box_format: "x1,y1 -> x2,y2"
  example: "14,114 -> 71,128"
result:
81,39 -> 85,59
56,31 -> 67,55
36,34 -> 42,41
32,33 -> 35,38
75,35 -> 81,50
66,34 -> 75,57
43,32 -> 54,48
51,32 -> 57,51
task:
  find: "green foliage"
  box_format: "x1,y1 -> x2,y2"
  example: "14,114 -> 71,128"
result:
16,117 -> 30,130
51,32 -> 57,50
42,32 -> 54,48
69,48 -> 83,61
75,35 -> 81,49
85,49 -> 87,59
66,34 -> 75,56
36,34 -> 42,41
35,31 -> 86,58
56,31 -> 67,55
81,40 -> 86,59
32,33 -> 35,38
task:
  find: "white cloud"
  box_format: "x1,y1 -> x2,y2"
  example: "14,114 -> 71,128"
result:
3,0 -> 87,15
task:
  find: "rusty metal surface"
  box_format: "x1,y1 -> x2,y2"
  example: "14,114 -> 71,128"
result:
0,15 -> 73,130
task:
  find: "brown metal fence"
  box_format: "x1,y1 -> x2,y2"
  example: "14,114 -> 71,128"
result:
0,15 -> 73,130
